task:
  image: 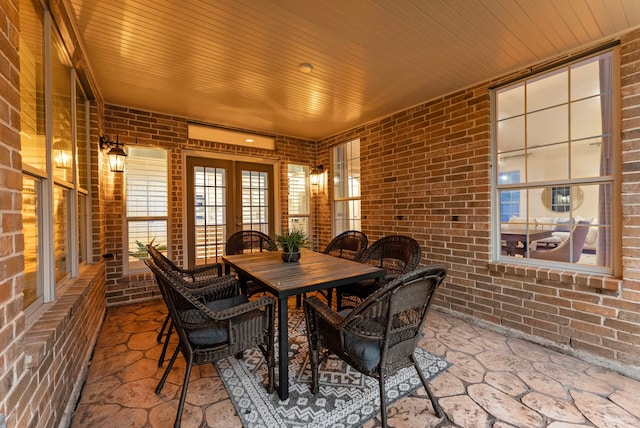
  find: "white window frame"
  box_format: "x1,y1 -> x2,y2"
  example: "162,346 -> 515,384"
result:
332,138 -> 361,235
491,47 -> 620,275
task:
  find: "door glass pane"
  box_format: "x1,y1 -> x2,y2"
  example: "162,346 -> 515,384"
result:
241,170 -> 269,234
194,166 -> 226,265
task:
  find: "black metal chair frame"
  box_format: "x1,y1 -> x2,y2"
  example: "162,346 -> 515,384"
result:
304,265 -> 447,428
145,258 -> 275,428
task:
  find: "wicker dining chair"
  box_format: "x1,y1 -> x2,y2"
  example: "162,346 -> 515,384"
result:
225,230 -> 276,296
336,235 -> 422,311
321,230 -> 369,307
304,265 -> 448,428
145,259 -> 275,428
146,244 -> 231,366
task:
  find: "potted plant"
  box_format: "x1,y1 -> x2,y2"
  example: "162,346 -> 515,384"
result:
274,229 -> 310,262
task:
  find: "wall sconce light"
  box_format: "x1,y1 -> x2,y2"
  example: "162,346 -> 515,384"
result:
310,164 -> 324,185
99,135 -> 128,172
53,139 -> 72,169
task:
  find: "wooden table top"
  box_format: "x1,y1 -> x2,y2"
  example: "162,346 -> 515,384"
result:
501,228 -> 553,241
222,249 -> 385,298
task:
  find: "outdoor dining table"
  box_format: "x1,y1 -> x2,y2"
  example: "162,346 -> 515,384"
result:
501,227 -> 553,256
222,249 -> 385,400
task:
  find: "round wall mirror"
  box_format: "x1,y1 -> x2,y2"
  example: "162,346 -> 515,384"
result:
541,186 -> 584,212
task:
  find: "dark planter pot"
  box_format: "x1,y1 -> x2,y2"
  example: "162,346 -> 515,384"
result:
281,251 -> 301,262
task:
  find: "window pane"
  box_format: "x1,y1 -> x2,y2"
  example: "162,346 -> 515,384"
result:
19,0 -> 46,171
23,175 -> 40,308
126,147 -> 168,217
571,138 -> 603,179
497,150 -> 526,183
527,105 -> 568,147
527,143 -> 569,182
334,200 -> 361,233
288,164 -> 310,215
497,116 -> 525,153
77,83 -> 89,190
51,30 -> 73,182
333,140 -> 361,199
571,56 -> 604,100
497,83 -> 524,120
128,220 -> 168,262
78,193 -> 86,264
527,68 -> 568,111
53,185 -> 69,283
289,216 -> 310,237
333,139 -> 362,235
571,96 -> 604,140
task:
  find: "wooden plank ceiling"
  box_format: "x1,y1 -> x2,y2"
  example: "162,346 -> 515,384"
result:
67,0 -> 640,140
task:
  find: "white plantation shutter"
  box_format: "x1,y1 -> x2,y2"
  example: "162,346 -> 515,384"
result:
125,147 -> 168,270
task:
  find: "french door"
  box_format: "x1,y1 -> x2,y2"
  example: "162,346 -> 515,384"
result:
186,157 -> 274,266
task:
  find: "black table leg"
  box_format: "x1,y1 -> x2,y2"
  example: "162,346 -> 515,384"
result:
277,296 -> 289,400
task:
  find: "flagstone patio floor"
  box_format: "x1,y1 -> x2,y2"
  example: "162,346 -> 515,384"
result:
70,297 -> 640,427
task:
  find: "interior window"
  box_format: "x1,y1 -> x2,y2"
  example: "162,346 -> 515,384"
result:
494,50 -> 616,271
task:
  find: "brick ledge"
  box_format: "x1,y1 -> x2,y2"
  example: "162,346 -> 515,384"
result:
24,264 -> 104,369
487,262 -> 621,292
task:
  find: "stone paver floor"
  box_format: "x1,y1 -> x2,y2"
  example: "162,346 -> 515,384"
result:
71,298 -> 640,427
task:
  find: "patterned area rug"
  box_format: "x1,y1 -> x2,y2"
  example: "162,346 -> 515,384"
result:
215,308 -> 450,428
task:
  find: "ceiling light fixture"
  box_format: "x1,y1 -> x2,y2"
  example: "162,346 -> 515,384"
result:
298,62 -> 314,73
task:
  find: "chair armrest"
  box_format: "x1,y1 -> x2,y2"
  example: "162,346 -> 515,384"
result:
304,296 -> 345,326
213,295 -> 276,320
304,296 -> 348,352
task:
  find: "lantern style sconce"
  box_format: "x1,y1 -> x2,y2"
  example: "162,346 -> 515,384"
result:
310,164 -> 324,185
99,135 -> 128,172
53,139 -> 72,169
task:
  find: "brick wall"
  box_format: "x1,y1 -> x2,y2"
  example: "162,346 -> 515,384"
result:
102,105 -> 316,305
15,266 -> 105,427
315,34 -> 640,377
0,0 -> 26,424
